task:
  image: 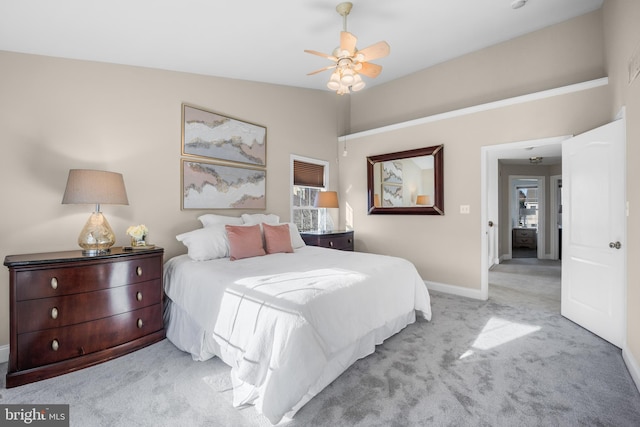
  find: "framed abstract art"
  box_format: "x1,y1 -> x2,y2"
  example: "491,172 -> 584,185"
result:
182,160 -> 266,210
182,104 -> 266,167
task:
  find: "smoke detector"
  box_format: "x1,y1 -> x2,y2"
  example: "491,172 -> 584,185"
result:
511,0 -> 528,9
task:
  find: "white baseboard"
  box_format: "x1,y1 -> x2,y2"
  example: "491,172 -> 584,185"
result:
425,280 -> 486,300
0,344 -> 8,364
623,345 -> 640,393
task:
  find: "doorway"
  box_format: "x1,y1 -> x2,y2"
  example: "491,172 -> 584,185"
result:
508,176 -> 546,259
480,135 -> 567,300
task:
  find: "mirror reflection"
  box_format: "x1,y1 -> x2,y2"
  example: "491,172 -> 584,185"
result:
367,145 -> 444,215
372,156 -> 435,207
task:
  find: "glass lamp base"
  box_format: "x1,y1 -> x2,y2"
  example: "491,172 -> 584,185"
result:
78,212 -> 116,255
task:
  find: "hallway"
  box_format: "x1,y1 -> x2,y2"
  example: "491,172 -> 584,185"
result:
489,258 -> 561,312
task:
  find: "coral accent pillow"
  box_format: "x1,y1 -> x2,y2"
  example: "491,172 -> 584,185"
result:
263,223 -> 293,254
225,224 -> 266,261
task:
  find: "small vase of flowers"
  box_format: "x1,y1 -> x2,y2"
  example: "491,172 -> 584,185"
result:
126,224 -> 149,247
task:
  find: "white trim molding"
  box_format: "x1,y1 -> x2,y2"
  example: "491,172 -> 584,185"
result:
343,78 -> 608,141
623,345 -> 640,393
0,344 -> 8,364
425,280 -> 487,301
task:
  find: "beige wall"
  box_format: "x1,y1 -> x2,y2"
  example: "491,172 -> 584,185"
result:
350,11 -> 606,133
602,0 -> 640,373
0,52 -> 340,347
339,11 -> 610,290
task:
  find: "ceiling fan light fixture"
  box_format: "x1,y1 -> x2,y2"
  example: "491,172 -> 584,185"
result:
327,72 -> 341,90
305,2 -> 389,95
529,156 -> 543,164
351,75 -> 366,92
340,68 -> 355,85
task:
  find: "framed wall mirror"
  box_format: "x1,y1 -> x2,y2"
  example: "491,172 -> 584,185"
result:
367,144 -> 444,215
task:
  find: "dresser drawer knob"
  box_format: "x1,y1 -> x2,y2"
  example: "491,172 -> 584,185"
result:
51,307 -> 59,320
51,339 -> 59,351
136,266 -> 143,276
136,291 -> 143,301
50,277 -> 58,290
137,318 -> 144,328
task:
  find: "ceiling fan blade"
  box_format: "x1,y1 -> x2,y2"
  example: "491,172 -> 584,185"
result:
307,65 -> 337,76
340,31 -> 357,55
356,41 -> 390,62
304,50 -> 337,61
358,62 -> 382,79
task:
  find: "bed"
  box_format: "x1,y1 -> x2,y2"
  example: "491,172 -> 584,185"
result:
163,215 -> 432,424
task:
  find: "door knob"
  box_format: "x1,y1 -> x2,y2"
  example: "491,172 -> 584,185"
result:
488,221 -> 494,227
609,241 -> 621,249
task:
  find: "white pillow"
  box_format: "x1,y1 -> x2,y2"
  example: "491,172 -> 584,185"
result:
286,222 -> 306,249
241,213 -> 280,225
198,214 -> 243,228
176,226 -> 230,261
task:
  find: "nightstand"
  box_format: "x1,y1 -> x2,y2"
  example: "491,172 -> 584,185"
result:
300,230 -> 354,251
4,247 -> 165,388
512,228 -> 537,249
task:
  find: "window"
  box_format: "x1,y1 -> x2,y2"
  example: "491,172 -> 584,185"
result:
291,156 -> 329,232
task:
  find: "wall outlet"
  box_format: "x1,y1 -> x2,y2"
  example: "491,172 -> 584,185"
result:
460,205 -> 470,214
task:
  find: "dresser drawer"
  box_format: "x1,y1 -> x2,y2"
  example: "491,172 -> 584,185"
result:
16,303 -> 163,370
16,279 -> 162,334
16,256 -> 161,301
515,237 -> 534,245
319,234 -> 353,250
514,229 -> 535,238
301,230 -> 354,251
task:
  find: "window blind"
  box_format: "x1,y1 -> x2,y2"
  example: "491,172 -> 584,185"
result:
293,160 -> 325,188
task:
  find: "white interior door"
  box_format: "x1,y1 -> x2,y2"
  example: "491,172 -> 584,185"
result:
561,119 -> 626,347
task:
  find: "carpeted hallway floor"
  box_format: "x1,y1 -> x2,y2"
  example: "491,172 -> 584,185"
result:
2,258 -> 639,426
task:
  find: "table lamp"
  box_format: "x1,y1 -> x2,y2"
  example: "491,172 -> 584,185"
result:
314,191 -> 339,232
62,169 -> 129,255
416,195 -> 430,205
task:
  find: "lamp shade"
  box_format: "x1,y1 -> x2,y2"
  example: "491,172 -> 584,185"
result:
416,195 -> 430,205
314,191 -> 339,208
62,169 -> 128,255
62,169 -> 129,206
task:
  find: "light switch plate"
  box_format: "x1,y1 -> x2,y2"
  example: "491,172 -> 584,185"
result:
460,205 -> 470,214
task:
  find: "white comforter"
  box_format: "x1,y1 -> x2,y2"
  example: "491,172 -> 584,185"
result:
163,246 -> 431,424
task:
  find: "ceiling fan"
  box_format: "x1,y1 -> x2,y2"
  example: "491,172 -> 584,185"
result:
305,2 -> 390,94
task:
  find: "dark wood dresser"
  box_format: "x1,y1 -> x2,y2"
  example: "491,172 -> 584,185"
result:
512,228 -> 537,249
4,247 -> 165,388
300,230 -> 354,251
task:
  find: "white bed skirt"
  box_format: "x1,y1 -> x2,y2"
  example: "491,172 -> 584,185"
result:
164,298 -> 418,420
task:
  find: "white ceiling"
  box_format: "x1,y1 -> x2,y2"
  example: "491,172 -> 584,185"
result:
0,0 -> 603,92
